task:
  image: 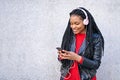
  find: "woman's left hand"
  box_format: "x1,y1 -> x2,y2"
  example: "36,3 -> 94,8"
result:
59,50 -> 82,62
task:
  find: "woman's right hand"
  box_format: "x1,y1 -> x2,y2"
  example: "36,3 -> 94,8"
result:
58,50 -> 82,62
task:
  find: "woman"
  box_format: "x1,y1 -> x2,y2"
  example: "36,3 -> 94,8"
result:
57,7 -> 104,80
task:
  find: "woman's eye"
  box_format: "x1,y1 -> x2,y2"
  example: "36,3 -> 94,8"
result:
70,22 -> 79,25
75,23 -> 79,25
70,23 -> 73,25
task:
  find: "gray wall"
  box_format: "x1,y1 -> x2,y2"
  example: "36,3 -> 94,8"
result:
0,0 -> 120,80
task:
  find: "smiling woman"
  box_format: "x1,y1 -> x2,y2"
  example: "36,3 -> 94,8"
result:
70,15 -> 86,34
57,7 -> 104,80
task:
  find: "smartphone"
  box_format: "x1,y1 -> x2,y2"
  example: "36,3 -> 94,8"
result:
56,47 -> 62,51
56,47 -> 65,53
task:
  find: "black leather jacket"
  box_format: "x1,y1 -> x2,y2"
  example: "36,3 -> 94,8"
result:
59,33 -> 103,80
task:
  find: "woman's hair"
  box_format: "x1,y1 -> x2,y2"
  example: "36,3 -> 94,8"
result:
61,7 -> 104,57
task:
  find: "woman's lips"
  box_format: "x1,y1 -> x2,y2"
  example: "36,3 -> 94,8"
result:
73,30 -> 77,32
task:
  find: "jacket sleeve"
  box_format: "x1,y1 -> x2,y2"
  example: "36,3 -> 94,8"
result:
80,34 -> 103,69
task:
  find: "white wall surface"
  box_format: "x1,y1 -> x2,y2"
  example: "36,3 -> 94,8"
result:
0,0 -> 120,80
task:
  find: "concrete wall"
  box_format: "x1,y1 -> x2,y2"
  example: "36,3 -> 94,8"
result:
0,0 -> 120,80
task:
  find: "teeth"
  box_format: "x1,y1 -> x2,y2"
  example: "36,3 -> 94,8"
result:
73,30 -> 77,31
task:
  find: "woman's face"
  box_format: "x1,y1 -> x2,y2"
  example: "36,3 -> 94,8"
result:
70,15 -> 86,34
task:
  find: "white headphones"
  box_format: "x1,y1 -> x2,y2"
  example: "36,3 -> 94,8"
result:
77,8 -> 89,25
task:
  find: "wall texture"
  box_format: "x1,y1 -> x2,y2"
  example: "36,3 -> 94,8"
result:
0,0 -> 120,80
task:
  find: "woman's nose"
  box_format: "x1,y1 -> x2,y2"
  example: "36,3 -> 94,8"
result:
71,25 -> 76,29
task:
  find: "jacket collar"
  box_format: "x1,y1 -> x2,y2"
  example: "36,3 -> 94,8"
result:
70,35 -> 86,55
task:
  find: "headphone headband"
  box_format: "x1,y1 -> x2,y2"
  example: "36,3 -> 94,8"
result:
77,8 -> 89,25
77,8 -> 88,19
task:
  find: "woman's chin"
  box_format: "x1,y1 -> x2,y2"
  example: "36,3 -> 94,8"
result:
72,30 -> 80,34
73,32 -> 79,34
73,30 -> 86,34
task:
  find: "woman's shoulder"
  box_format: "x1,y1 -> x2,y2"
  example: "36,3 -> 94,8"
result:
92,33 -> 102,42
92,33 -> 102,39
93,33 -> 100,38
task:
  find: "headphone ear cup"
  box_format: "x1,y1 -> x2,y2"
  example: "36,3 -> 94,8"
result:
83,19 -> 89,25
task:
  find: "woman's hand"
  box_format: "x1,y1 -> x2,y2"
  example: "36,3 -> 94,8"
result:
58,50 -> 82,62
